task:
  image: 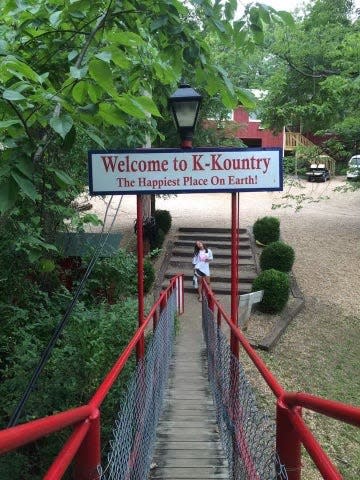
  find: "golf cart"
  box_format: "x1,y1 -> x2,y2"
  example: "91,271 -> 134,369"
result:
305,163 -> 330,182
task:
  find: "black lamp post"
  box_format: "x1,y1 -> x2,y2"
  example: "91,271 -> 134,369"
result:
169,83 -> 202,149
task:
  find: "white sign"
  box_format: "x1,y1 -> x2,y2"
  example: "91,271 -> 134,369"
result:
88,148 -> 283,195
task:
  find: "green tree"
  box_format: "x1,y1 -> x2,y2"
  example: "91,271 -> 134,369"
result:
0,1 -> 293,257
258,0 -> 360,156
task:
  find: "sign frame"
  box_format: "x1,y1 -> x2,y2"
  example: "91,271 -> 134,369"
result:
88,146 -> 283,195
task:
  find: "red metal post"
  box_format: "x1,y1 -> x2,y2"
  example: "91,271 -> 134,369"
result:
45,422 -> 90,480
74,409 -> 101,480
276,399 -> 302,480
230,193 -> 241,479
284,403 -> 343,480
136,195 -> 145,360
181,139 -> 192,149
230,192 -> 239,356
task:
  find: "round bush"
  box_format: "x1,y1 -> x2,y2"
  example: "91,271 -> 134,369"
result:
260,241 -> 295,273
253,216 -> 280,245
154,209 -> 172,234
252,269 -> 290,314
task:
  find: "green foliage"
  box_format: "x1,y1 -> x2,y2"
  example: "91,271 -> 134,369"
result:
154,209 -> 172,234
84,249 -> 155,303
260,241 -> 295,273
295,144 -> 323,165
151,228 -> 166,250
253,216 -> 280,245
0,0 -> 292,268
0,288 -> 138,478
143,258 -> 155,294
258,0 -> 360,144
283,156 -> 306,176
252,269 -> 290,313
147,247 -> 163,259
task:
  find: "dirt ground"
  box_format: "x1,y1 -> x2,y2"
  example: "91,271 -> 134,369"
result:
90,175 -> 360,316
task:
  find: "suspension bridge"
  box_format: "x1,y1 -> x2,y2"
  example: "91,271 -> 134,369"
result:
0,273 -> 359,479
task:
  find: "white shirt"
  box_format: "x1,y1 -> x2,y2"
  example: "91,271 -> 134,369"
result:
192,248 -> 213,276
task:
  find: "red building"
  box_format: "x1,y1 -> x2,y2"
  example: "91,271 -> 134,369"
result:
232,106 -> 284,150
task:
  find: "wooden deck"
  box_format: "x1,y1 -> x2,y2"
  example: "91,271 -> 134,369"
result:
150,295 -> 229,479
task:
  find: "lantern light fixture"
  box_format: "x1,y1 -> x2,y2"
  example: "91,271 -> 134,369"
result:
168,83 -> 202,148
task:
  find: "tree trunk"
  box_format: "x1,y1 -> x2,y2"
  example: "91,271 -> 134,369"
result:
151,194 -> 156,216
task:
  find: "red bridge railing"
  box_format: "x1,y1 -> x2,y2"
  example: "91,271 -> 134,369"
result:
202,280 -> 360,480
0,275 -> 184,480
1,272 -> 358,480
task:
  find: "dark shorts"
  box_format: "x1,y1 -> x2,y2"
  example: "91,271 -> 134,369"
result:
195,269 -> 206,277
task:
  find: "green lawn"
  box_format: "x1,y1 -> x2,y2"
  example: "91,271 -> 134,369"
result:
242,298 -> 360,479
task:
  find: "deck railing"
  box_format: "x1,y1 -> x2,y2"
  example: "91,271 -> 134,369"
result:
285,132 -> 315,150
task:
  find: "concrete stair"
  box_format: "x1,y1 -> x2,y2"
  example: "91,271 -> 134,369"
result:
162,227 -> 257,295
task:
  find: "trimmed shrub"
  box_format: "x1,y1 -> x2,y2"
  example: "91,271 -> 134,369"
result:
150,228 -> 165,250
253,216 -> 280,245
252,269 -> 290,313
154,209 -> 172,234
260,241 -> 295,273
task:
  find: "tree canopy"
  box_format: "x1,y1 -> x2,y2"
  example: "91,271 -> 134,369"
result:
258,0 -> 360,156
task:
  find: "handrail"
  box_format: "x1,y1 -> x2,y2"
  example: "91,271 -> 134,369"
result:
204,282 -> 284,398
202,280 -> 360,480
283,392 -> 360,428
285,132 -> 315,149
0,405 -> 93,455
0,275 -> 184,479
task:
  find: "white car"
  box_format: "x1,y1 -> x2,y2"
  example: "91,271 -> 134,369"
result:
346,155 -> 360,180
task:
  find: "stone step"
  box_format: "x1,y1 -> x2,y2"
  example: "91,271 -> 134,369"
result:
150,466 -> 229,479
169,256 -> 255,267
152,457 -> 228,468
164,270 -> 257,283
178,227 -> 247,234
171,249 -> 253,260
174,240 -> 251,250
177,233 -> 249,242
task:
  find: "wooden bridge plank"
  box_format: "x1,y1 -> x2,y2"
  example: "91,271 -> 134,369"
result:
150,468 -> 228,479
150,324 -> 228,479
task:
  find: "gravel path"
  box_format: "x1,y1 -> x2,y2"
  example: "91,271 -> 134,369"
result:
90,176 -> 360,317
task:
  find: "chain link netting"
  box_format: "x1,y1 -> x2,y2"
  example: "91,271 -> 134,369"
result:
202,297 -> 288,480
101,289 -> 177,480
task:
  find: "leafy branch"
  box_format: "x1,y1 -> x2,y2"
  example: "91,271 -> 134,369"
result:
33,1 -> 115,164
2,97 -> 35,144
